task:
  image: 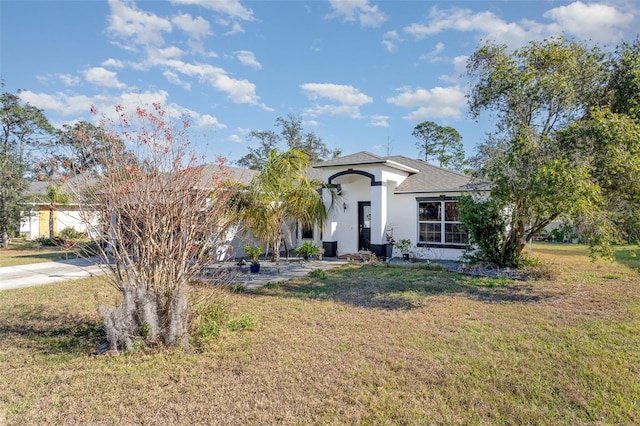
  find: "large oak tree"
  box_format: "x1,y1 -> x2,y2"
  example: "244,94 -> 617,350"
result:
465,37 -> 612,264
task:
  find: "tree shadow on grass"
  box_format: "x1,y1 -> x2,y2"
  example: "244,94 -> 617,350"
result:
0,304 -> 105,354
250,263 -> 556,310
612,246 -> 640,272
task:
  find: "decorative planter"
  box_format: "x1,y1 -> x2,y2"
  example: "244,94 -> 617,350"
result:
383,243 -> 394,260
402,253 -> 410,260
250,263 -> 260,273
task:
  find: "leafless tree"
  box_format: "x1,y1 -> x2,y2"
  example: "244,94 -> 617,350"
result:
65,103 -> 238,351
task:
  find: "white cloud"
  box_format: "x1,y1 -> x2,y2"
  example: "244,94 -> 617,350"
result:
439,55 -> 468,84
301,83 -> 373,119
146,46 -> 185,63
17,89 -> 170,119
543,1 -> 634,43
419,41 -> 445,63
195,114 -> 226,129
83,67 -> 127,89
235,51 -> 262,69
163,70 -> 191,90
170,0 -> 254,21
19,88 -> 227,137
19,91 -> 94,116
171,13 -> 211,39
382,30 -> 400,53
107,0 -> 172,48
404,7 -> 531,46
101,58 -> 125,68
224,22 -> 245,35
161,59 -> 269,109
301,83 -> 372,106
327,0 -> 387,27
387,86 -> 466,121
228,134 -> 243,144
402,2 -> 636,49
368,115 -> 389,127
117,91 -> 170,110
56,73 -> 81,86
304,104 -> 365,118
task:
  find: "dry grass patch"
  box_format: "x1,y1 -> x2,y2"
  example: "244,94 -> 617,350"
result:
1,245 -> 639,425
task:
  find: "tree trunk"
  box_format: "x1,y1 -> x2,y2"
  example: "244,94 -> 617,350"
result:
49,203 -> 54,239
1,229 -> 9,249
100,287 -> 190,351
272,234 -> 281,262
163,289 -> 189,347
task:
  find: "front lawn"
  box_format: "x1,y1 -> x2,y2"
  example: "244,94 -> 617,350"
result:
0,239 -> 82,267
0,244 -> 638,424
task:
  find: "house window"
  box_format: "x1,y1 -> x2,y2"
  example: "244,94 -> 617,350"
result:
418,199 -> 468,246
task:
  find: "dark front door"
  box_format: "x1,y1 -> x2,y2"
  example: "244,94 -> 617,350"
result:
358,202 -> 371,251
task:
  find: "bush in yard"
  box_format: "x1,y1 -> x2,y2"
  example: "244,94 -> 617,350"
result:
458,195 -> 521,267
60,226 -> 84,240
64,103 -> 236,352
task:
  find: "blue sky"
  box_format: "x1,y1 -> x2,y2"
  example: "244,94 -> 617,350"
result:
1,0 -> 638,165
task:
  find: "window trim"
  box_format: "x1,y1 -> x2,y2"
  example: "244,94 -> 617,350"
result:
416,196 -> 468,248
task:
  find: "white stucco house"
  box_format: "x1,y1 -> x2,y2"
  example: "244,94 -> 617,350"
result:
19,154 -> 487,263
312,151 -> 489,261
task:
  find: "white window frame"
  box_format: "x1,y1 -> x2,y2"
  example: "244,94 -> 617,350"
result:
417,197 -> 468,248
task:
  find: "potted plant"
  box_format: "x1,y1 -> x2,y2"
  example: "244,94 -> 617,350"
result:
395,238 -> 412,260
294,241 -> 323,261
243,244 -> 263,273
385,233 -> 395,260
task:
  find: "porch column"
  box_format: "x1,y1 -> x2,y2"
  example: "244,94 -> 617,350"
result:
321,187 -> 338,257
369,182 -> 387,257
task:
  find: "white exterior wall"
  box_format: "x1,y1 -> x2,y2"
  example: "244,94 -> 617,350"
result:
19,206 -> 39,239
385,192 -> 468,261
384,192 -> 416,244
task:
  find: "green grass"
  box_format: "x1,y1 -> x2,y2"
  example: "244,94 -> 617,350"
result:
0,239 -> 100,267
0,239 -> 80,267
0,245 -> 638,424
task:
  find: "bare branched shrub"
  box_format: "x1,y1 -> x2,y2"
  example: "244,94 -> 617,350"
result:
65,103 -> 237,351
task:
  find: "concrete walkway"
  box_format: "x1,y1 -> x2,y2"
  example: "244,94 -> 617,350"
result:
233,259 -> 349,289
0,257 -> 108,291
0,258 -> 350,292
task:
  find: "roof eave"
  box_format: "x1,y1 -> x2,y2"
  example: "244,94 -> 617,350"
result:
393,188 -> 491,195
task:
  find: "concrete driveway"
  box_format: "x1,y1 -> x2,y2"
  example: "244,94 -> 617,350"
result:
0,257 -> 107,291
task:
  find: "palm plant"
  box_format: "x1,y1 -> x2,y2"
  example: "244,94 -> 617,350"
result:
233,149 -> 336,262
45,183 -> 69,240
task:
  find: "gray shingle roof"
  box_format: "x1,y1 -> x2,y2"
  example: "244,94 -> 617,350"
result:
314,151 -> 489,194
312,151 -> 386,168
200,163 -> 257,186
387,155 -> 484,193
27,164 -> 259,202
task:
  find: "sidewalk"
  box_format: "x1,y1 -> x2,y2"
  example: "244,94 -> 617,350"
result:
0,257 -> 107,291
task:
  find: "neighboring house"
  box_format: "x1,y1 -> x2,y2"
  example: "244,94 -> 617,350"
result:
313,151 -> 489,261
20,179 -> 99,240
